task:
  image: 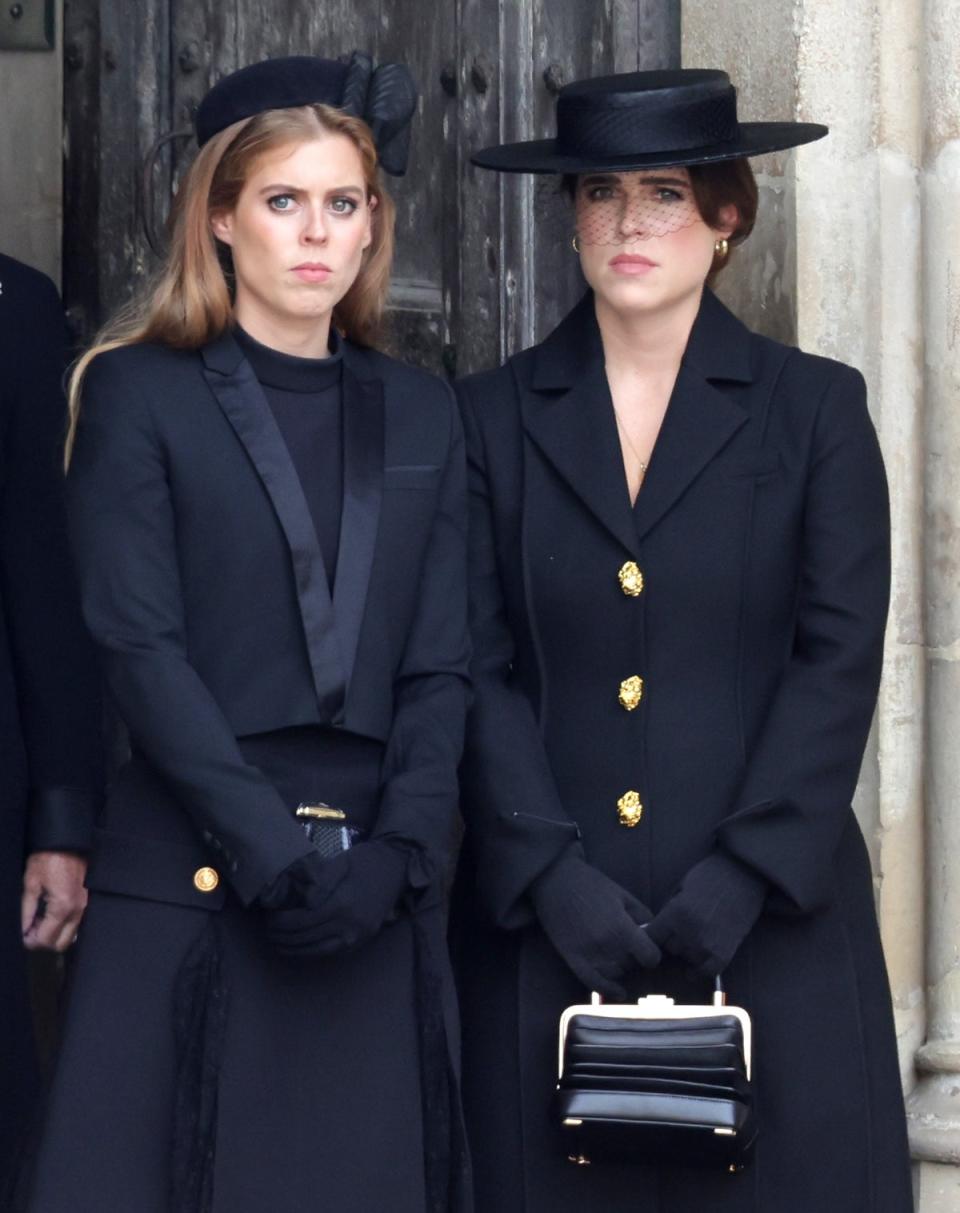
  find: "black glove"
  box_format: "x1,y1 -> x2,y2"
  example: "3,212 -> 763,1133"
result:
646,850 -> 767,979
530,851 -> 661,1000
260,840 -> 410,958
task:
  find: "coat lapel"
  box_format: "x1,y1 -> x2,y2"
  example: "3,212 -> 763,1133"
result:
631,369 -> 748,543
523,290 -> 754,549
332,355 -> 384,694
201,331 -> 346,718
633,291 -> 753,542
521,296 -> 639,556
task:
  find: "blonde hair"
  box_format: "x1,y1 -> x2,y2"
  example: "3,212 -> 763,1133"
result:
65,103 -> 395,464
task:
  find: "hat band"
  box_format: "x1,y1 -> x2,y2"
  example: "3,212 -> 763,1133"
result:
556,90 -> 739,160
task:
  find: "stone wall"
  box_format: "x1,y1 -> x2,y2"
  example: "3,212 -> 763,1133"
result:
684,1 -> 959,1208
0,2 -> 63,282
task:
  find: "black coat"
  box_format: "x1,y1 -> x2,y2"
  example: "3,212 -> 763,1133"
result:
452,290 -> 912,1213
0,255 -> 102,1185
27,332 -> 471,1213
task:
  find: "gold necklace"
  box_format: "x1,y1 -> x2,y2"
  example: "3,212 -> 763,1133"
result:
612,407 -> 649,485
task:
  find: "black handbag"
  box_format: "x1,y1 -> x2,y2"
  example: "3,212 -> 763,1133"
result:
554,982 -> 756,1170
295,802 -> 366,857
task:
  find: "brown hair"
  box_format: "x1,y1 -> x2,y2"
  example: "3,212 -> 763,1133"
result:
65,103 -> 394,465
687,158 -> 758,280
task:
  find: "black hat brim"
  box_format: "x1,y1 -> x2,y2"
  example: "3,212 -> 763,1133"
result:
471,121 -> 828,174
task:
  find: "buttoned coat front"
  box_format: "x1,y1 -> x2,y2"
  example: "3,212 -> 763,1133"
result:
27,332 -> 471,1213
452,290 -> 912,1213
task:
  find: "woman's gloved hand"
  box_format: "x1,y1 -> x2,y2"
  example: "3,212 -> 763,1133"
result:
531,850 -> 661,1000
646,850 -> 767,979
260,840 -> 411,957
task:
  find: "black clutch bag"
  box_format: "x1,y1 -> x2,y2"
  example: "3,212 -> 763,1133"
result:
295,803 -> 366,857
554,983 -> 756,1171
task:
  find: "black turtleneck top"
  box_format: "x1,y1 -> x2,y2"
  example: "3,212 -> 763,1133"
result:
234,325 -> 343,589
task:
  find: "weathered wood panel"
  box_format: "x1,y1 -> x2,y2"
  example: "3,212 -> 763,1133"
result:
455,0 -> 504,377
63,0 -> 171,343
62,0 -> 101,342
97,0 -> 169,309
612,0 -> 681,70
453,0 -> 681,374
379,0 -> 455,371
524,0 -> 620,346
637,0 -> 681,69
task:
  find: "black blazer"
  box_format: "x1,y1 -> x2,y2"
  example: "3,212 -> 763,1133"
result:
456,289 -> 889,927
67,332 -> 469,906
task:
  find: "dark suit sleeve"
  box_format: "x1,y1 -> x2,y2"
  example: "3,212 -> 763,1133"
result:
373,388 -> 472,889
66,353 -> 312,904
716,364 -> 890,914
456,380 -> 581,928
0,269 -> 103,852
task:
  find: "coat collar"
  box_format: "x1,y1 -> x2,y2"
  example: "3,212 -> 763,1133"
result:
201,330 -> 384,713
522,289 -> 753,550
530,287 -> 755,390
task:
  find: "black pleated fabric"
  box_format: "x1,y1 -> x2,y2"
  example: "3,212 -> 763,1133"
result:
170,918 -> 228,1213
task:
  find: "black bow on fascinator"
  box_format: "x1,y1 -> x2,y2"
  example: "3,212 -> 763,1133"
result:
337,52 -> 418,177
194,51 -> 418,177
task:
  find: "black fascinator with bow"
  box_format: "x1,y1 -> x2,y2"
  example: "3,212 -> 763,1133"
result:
195,51 -> 418,176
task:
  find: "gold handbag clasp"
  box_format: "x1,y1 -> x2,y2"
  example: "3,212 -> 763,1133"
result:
296,803 -> 346,821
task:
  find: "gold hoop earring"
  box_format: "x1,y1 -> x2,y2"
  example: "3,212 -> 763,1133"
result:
572,235 -> 580,254
714,237 -> 730,260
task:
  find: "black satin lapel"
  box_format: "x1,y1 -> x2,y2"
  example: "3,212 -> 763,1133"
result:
522,361 -> 639,556
332,365 -> 384,692
632,364 -> 748,543
201,350 -> 346,717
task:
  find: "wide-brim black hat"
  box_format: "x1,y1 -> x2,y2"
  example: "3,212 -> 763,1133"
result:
472,69 -> 827,174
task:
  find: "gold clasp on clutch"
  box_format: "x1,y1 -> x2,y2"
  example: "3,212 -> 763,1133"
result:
296,803 -> 346,821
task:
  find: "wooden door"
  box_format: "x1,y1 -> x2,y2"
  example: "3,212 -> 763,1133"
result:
62,0 -> 679,375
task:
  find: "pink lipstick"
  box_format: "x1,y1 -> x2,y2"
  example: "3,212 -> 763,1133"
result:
609,253 -> 658,275
292,262 -> 333,283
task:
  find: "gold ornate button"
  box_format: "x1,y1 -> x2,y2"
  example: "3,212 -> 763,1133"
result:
618,561 -> 644,597
618,675 -> 644,711
616,791 -> 643,828
193,866 -> 220,894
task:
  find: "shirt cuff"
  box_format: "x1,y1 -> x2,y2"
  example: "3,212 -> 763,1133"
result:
26,786 -> 103,854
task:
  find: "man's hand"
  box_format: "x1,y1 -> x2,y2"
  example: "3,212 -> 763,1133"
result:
21,851 -> 88,951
